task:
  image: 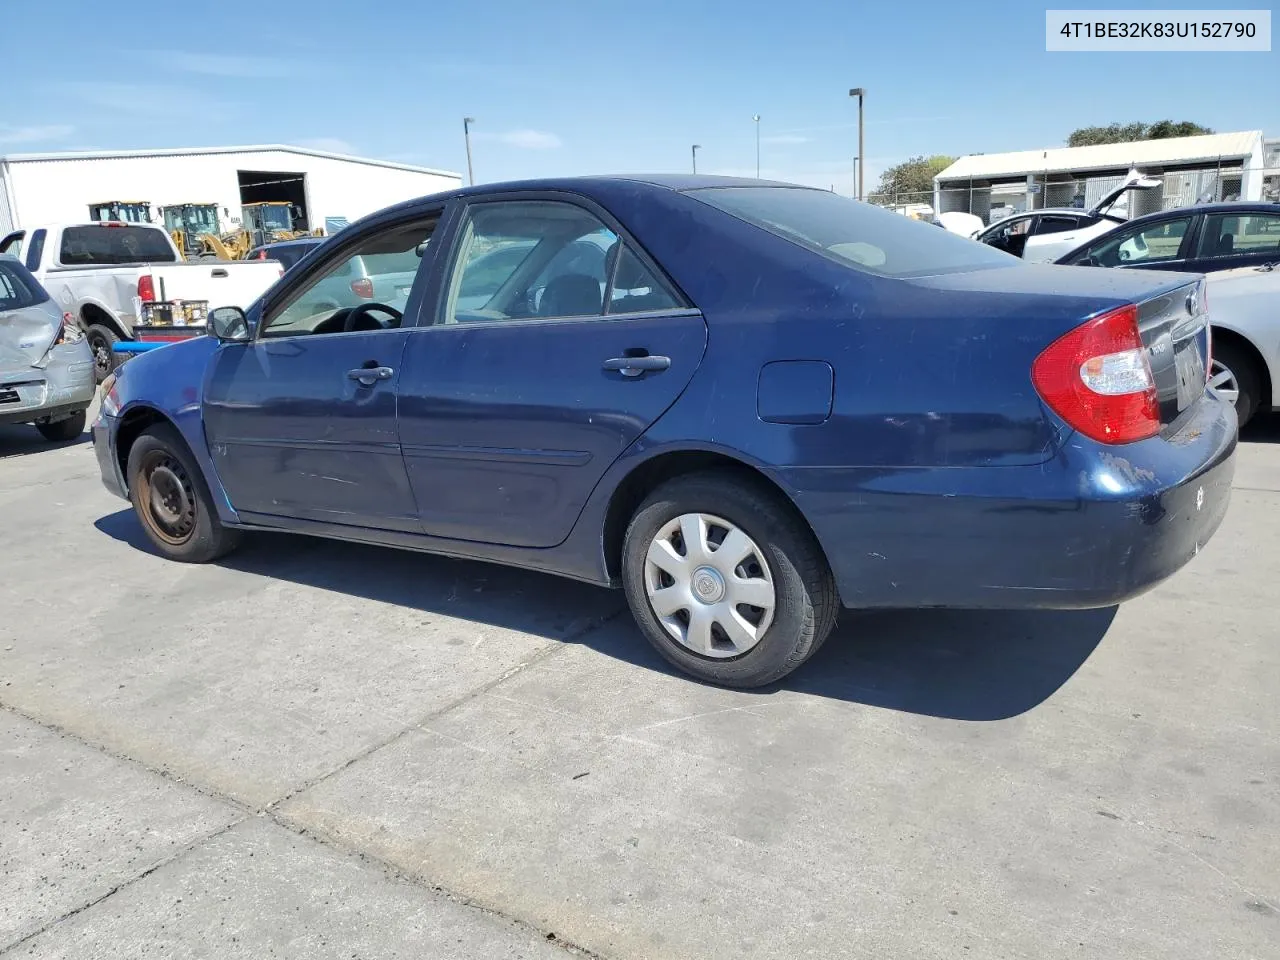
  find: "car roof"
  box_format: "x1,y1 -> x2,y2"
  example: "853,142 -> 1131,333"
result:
1122,200 -> 1280,226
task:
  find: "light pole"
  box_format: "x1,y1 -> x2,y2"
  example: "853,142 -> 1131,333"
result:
463,117 -> 476,186
691,144 -> 701,174
852,156 -> 859,198
752,114 -> 761,178
848,88 -> 865,200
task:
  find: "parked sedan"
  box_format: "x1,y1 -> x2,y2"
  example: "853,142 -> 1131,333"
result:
92,176 -> 1235,688
1,255 -> 95,441
1202,263 -> 1280,428
1054,201 -> 1280,274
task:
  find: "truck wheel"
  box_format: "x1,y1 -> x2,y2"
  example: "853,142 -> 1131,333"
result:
36,411 -> 87,443
86,324 -> 120,383
127,423 -> 241,563
621,471 -> 839,688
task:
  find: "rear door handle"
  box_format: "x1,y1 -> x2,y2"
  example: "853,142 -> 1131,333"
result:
210,268 -> 229,278
347,365 -> 394,386
603,355 -> 671,377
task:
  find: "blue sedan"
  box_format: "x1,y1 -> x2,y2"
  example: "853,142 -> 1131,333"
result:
93,176 -> 1236,687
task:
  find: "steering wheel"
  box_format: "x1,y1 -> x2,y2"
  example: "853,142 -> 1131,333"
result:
343,302 -> 403,332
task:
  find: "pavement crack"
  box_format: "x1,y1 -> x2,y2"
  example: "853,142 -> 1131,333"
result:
0,817 -> 248,956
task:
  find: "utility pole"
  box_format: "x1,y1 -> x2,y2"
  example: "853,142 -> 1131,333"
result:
848,88 -> 865,200
692,144 -> 701,174
463,117 -> 476,186
753,115 -> 761,178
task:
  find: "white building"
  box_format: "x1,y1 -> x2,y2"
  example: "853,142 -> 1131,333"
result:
0,144 -> 461,237
934,131 -> 1267,224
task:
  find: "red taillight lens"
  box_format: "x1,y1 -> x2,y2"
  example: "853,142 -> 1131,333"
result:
1031,303 -> 1159,445
138,275 -> 155,302
350,278 -> 374,299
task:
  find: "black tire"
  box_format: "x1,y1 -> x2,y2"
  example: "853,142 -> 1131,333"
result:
126,423 -> 241,563
86,323 -> 121,384
1211,337 -> 1262,429
36,410 -> 87,442
621,471 -> 839,688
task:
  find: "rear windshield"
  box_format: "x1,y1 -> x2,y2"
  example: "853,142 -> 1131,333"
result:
58,225 -> 178,266
0,258 -> 51,310
687,186 -> 1016,279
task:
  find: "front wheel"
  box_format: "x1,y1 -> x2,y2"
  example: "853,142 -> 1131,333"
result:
127,424 -> 241,563
621,472 -> 838,688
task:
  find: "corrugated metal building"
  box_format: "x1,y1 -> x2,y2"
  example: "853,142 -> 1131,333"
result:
933,131 -> 1267,223
0,144 -> 461,237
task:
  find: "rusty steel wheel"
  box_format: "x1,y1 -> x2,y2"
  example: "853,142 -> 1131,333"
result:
136,448 -> 199,546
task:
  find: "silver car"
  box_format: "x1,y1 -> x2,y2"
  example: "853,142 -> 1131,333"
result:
0,255 -> 95,442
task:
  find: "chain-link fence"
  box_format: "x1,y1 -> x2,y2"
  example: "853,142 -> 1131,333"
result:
866,160 -> 1279,225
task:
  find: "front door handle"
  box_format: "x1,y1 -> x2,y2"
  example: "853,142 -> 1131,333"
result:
603,355 -> 671,377
347,365 -> 394,386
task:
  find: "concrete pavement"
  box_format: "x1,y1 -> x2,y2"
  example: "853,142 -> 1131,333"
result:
2,416 -> 1277,959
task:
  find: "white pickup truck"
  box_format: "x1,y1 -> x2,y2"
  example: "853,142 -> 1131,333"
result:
0,222 -> 283,380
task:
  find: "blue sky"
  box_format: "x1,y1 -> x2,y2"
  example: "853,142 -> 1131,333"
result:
3,0 -> 1276,193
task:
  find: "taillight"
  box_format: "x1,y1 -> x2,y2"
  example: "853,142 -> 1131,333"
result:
1031,303 -> 1159,445
53,313 -> 85,345
350,278 -> 374,299
101,375 -> 122,417
138,275 -> 155,302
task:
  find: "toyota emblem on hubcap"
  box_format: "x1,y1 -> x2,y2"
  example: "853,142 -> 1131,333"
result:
692,567 -> 726,604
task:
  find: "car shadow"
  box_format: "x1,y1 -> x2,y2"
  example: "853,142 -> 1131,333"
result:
94,508 -> 1114,722
0,424 -> 89,459
1240,411 -> 1280,445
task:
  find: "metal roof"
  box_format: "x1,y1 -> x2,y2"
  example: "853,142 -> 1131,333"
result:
0,143 -> 460,179
936,131 -> 1263,183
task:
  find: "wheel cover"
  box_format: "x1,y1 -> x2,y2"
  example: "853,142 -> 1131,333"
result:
643,513 -> 776,658
138,451 -> 197,545
1208,359 -> 1239,406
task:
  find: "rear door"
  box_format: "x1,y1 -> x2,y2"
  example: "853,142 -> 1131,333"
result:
397,194 -> 707,548
1191,210 -> 1280,272
1022,214 -> 1090,262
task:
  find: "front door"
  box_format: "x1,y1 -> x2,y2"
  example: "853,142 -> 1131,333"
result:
203,213 -> 441,531
397,196 -> 707,548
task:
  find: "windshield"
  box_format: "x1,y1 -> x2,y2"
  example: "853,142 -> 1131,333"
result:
58,226 -> 178,265
184,207 -> 219,233
688,186 -> 1017,278
0,258 -> 50,310
257,206 -> 292,230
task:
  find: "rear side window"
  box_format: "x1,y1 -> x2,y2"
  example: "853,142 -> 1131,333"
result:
58,225 -> 178,265
1196,212 -> 1280,259
0,259 -> 51,310
1033,215 -> 1080,235
688,186 -> 1016,278
24,229 -> 46,271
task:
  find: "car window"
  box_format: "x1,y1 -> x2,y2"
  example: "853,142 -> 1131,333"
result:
24,229 -> 47,271
1083,216 -> 1192,267
690,186 -> 1015,278
261,218 -> 437,338
0,258 -> 50,310
1033,215 -> 1080,236
1196,212 -> 1280,259
0,232 -> 25,260
605,244 -> 681,314
58,225 -> 178,265
442,201 -> 620,324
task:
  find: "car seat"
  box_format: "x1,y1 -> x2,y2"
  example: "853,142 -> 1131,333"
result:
539,273 -> 602,317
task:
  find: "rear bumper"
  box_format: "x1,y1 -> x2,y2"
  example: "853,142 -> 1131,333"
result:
92,412 -> 128,500
0,343 -> 95,425
790,394 -> 1237,610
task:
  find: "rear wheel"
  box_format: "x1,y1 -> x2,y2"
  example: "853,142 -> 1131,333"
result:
1209,337 -> 1262,429
622,472 -> 838,688
127,424 -> 241,563
86,323 -> 120,384
36,410 -> 87,442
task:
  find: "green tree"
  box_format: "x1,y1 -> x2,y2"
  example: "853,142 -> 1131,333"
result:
1067,121 -> 1213,147
874,155 -> 956,199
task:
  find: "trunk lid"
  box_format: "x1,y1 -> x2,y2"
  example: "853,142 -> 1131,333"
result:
1135,278 -> 1209,426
